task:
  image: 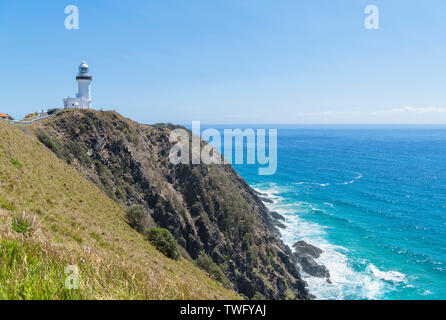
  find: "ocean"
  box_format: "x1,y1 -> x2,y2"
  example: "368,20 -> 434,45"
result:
203,124 -> 446,300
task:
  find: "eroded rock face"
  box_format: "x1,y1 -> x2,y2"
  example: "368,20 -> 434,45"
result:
34,109 -> 311,300
293,241 -> 330,281
296,255 -> 330,279
270,211 -> 285,221
293,241 -> 323,259
273,220 -> 287,229
254,190 -> 268,197
259,197 -> 274,204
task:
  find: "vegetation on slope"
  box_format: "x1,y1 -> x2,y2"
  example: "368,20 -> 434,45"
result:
146,228 -> 180,260
0,120 -> 239,300
32,109 -> 309,299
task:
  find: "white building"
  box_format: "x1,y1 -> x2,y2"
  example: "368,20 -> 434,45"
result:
64,61 -> 93,109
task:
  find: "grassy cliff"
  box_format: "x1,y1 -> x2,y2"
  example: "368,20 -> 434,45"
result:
0,120 -> 239,300
31,109 -> 309,299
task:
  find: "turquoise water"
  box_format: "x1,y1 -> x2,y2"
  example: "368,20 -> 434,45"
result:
217,125 -> 446,300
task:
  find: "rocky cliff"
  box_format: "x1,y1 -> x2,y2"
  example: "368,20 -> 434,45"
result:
0,120 -> 238,300
33,109 -> 310,299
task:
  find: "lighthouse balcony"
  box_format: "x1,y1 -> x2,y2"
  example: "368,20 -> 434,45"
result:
63,97 -> 91,109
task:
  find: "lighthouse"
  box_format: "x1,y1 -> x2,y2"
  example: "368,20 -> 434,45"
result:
64,61 -> 93,109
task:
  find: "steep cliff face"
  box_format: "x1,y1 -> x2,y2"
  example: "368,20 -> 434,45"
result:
33,109 -> 309,299
0,120 -> 238,300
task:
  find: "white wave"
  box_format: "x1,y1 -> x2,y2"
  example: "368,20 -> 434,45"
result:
294,182 -> 330,187
254,182 -> 400,300
337,172 -> 363,185
293,172 -> 363,187
368,265 -> 407,284
421,289 -> 434,296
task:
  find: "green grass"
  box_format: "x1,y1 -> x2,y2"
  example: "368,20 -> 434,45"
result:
0,240 -> 84,300
0,119 -> 240,300
10,212 -> 33,234
0,197 -> 15,211
10,159 -> 22,169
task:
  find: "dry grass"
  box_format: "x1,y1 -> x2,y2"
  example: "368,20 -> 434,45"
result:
0,121 -> 239,300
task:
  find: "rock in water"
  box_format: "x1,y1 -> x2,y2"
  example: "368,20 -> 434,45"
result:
293,240 -> 323,259
273,220 -> 287,229
259,197 -> 274,203
293,241 -> 330,280
254,190 -> 268,197
297,255 -> 330,279
270,211 -> 285,221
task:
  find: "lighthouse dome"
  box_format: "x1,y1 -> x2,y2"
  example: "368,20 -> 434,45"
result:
76,61 -> 92,81
79,61 -> 89,75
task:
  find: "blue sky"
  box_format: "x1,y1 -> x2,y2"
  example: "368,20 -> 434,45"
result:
1,0 -> 445,124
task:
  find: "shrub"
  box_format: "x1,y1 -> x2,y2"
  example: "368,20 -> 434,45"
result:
36,132 -> 72,163
195,253 -> 231,288
145,228 -> 180,260
24,113 -> 37,120
152,123 -> 188,131
11,212 -> 35,235
37,132 -> 55,150
68,141 -> 91,165
125,205 -> 145,232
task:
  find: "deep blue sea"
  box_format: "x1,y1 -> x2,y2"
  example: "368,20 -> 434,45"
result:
201,125 -> 446,300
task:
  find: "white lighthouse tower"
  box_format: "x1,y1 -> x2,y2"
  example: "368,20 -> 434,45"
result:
64,61 -> 93,109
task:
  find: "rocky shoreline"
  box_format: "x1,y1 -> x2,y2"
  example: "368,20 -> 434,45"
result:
255,190 -> 332,286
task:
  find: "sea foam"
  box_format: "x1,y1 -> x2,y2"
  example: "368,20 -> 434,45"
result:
254,183 -> 405,300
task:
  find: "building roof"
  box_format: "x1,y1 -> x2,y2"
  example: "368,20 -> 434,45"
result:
0,113 -> 10,118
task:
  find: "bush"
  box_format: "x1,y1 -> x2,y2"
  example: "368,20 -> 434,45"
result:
195,253 -> 231,288
24,113 -> 37,120
125,205 -> 145,232
145,228 -> 180,260
36,132 -> 72,163
11,212 -> 35,235
68,141 -> 91,165
152,123 -> 188,131
37,132 -> 55,150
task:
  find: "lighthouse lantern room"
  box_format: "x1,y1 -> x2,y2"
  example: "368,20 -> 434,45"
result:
64,61 -> 93,109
